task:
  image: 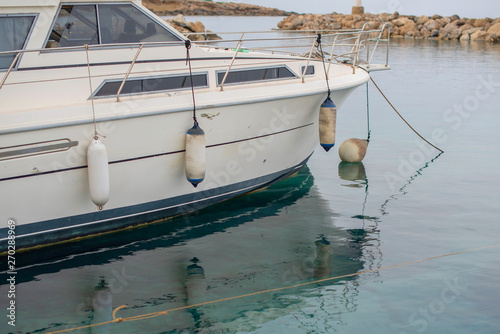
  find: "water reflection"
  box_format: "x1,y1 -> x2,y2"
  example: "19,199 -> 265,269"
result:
90,277 -> 112,334
338,161 -> 383,283
0,166 -> 384,334
380,152 -> 443,216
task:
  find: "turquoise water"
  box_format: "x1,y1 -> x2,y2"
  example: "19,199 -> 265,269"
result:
2,17 -> 500,333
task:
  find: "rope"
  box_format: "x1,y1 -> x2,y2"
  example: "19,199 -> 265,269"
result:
84,44 -> 98,139
44,243 -> 499,334
370,76 -> 444,153
185,40 -> 198,125
316,33 -> 331,98
366,82 -> 371,142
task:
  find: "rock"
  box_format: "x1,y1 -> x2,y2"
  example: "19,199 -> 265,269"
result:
355,21 -> 367,29
474,18 -> 492,28
489,34 -> 499,43
367,21 -> 381,30
166,15 -> 220,41
471,30 -> 488,41
424,19 -> 441,31
392,17 -> 410,27
400,20 -> 418,36
450,15 -> 460,22
417,15 -> 429,25
437,17 -> 451,26
459,33 -> 470,41
487,22 -> 500,35
420,27 -> 432,38
171,14 -> 190,29
431,30 -> 440,37
441,22 -> 461,39
455,18 -> 467,26
431,14 -> 442,20
189,21 -> 205,33
462,27 -> 481,36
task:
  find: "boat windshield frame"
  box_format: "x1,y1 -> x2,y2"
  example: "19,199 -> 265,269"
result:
42,1 -> 184,50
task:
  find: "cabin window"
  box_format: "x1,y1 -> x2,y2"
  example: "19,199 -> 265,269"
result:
94,73 -> 208,98
301,65 -> 315,76
49,5 -> 98,48
217,66 -> 297,86
46,3 -> 181,48
98,4 -> 180,44
0,15 -> 36,70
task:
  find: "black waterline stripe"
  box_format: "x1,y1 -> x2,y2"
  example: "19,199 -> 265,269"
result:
0,123 -> 313,182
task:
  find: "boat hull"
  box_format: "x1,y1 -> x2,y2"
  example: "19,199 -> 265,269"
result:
0,87 -> 359,251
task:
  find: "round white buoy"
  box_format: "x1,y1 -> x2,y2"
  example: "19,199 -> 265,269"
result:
339,138 -> 369,163
319,97 -> 337,152
87,138 -> 110,209
185,123 -> 206,187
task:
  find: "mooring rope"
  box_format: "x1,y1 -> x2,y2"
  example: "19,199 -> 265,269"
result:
84,44 -> 98,139
370,76 -> 444,153
44,243 -> 499,334
316,33 -> 331,98
185,40 -> 198,125
366,82 -> 371,142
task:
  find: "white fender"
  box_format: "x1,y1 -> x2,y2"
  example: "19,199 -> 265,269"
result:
319,97 -> 337,152
185,123 -> 206,187
87,138 -> 110,208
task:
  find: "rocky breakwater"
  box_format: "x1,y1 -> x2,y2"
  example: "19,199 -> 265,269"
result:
143,0 -> 292,16
278,12 -> 500,43
165,14 -> 221,41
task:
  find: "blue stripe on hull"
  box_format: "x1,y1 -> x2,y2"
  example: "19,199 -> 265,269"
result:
0,155 -> 311,252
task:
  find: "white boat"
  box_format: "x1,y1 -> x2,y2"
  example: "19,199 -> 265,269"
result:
0,0 -> 390,252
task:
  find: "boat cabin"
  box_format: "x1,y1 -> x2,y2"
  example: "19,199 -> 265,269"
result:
0,0 -> 184,70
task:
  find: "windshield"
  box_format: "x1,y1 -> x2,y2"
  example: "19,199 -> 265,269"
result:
46,3 -> 181,48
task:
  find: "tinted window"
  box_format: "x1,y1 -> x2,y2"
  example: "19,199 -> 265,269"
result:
47,5 -> 98,48
98,4 -> 180,44
95,74 -> 207,97
45,4 -> 181,48
217,67 -> 296,85
0,15 -> 36,69
301,65 -> 315,76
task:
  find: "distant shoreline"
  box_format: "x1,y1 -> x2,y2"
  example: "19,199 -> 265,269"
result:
278,12 -> 500,43
143,1 -> 499,43
143,0 -> 293,17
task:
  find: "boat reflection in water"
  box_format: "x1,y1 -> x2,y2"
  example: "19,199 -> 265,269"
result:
0,166 -> 383,333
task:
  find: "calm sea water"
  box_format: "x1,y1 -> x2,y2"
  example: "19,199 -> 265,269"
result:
2,17 -> 500,334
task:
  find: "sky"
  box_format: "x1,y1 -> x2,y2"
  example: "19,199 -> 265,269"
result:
216,0 -> 499,19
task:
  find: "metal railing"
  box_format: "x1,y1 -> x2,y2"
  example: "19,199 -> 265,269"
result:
0,25 -> 390,97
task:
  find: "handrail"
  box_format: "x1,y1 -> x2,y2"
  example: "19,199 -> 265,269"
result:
368,22 -> 391,68
0,53 -> 20,92
0,25 -> 391,95
219,33 -> 244,91
300,36 -> 318,83
116,44 -> 144,102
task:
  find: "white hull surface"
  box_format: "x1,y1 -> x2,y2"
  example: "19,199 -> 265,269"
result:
1,85 -> 361,251
0,0 -> 388,251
